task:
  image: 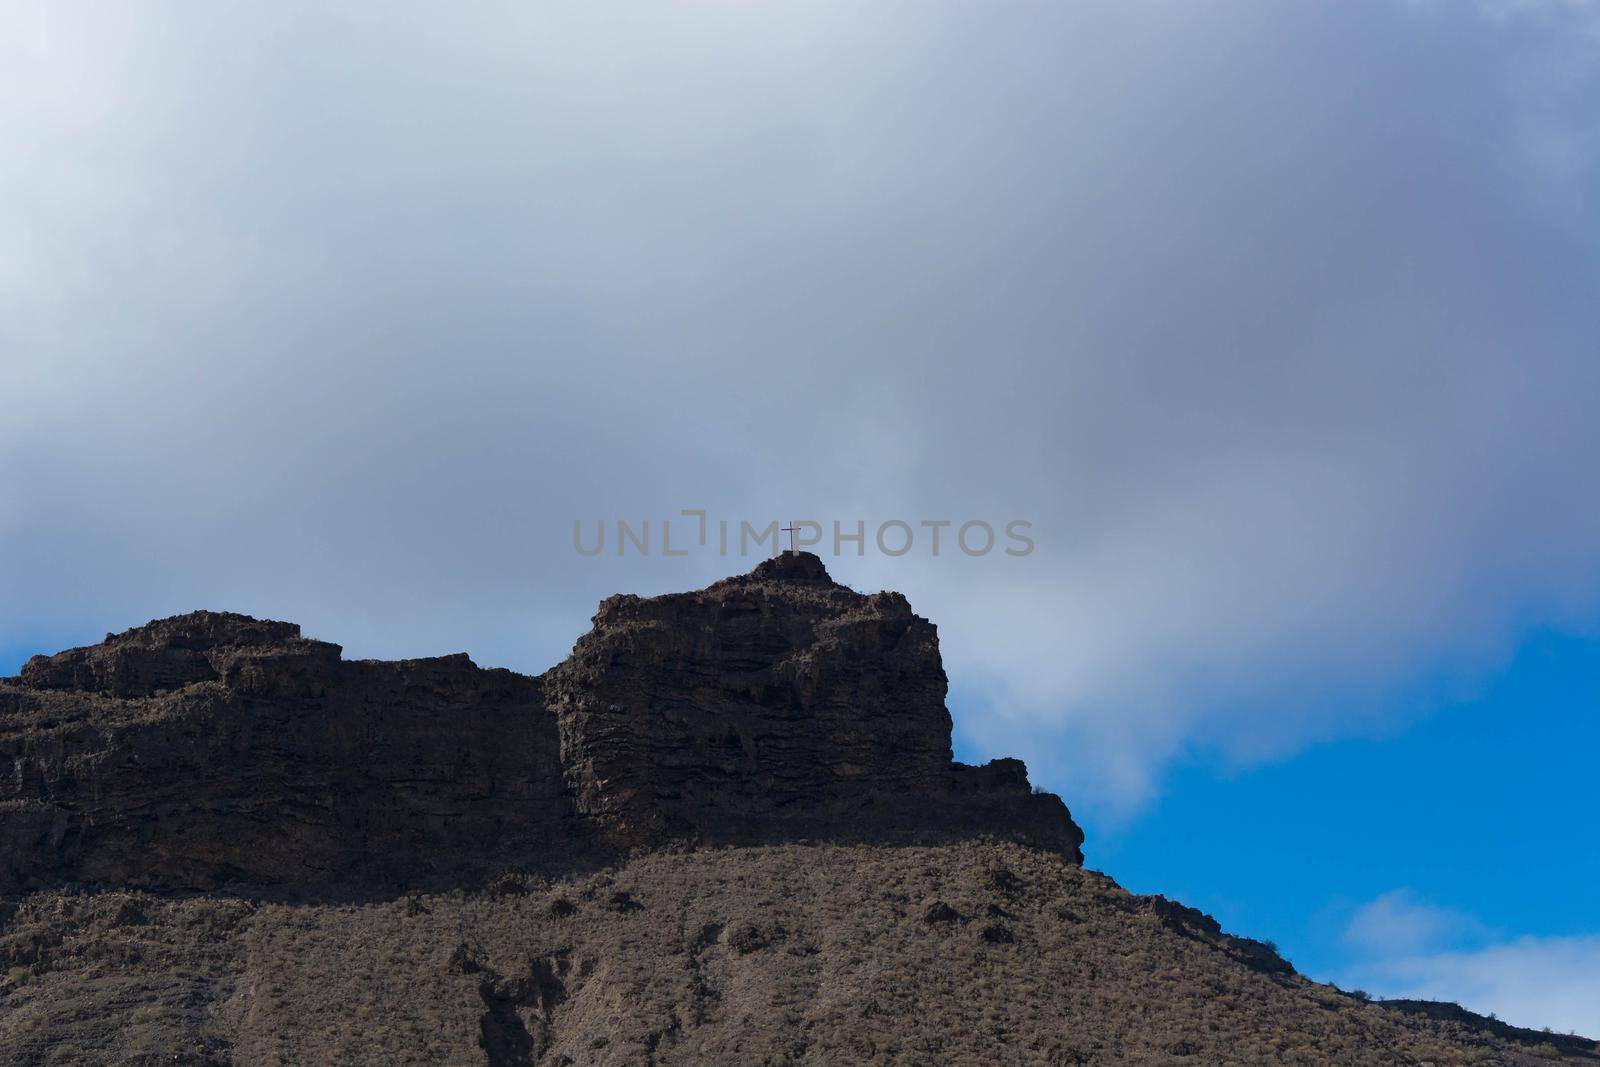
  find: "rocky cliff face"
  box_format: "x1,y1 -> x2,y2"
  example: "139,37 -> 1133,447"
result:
0,554 -> 1081,892
547,552 -> 1073,851
1,615 -> 564,890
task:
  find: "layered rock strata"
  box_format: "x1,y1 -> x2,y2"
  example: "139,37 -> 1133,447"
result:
0,553 -> 1081,890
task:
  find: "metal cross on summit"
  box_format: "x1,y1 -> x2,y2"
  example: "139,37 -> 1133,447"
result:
781,524 -> 799,553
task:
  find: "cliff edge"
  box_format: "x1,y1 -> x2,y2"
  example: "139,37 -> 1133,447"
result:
0,553 -> 1080,891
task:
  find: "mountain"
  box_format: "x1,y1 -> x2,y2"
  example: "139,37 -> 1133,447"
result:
0,554 -> 1592,1065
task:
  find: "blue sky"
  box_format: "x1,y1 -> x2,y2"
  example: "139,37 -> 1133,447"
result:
4,0 -> 1599,1036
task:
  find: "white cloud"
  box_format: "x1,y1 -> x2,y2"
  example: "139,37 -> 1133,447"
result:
1340,890 -> 1600,1037
1356,935 -> 1600,1038
1343,890 -> 1487,957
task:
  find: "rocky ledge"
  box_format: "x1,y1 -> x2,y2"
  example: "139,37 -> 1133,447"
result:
0,554 -> 1082,891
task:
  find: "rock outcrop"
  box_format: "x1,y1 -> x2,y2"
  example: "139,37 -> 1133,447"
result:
1,615 -> 564,890
0,554 -> 1081,891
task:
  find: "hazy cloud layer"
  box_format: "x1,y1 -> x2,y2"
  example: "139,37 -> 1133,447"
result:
1342,890 -> 1487,958
4,2 -> 1598,816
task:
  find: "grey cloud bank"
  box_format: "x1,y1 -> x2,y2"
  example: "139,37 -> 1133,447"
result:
3,1 -> 1598,817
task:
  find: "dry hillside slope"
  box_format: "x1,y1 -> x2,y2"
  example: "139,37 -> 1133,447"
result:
1,555 -> 1592,1064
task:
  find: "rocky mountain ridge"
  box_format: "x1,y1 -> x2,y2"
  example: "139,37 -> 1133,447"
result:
3,555 -> 1593,1065
0,552 -> 1079,893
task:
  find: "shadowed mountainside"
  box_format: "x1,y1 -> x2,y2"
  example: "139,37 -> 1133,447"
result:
0,553 -> 1077,894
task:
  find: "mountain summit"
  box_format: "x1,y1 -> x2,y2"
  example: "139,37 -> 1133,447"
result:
0,558 -> 1592,1064
1,553 -> 1076,892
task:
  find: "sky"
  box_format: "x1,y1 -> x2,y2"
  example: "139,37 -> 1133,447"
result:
3,0 -> 1599,1036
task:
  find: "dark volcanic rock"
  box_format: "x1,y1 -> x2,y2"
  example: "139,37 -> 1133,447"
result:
550,553 -> 952,841
20,612 -> 311,698
0,554 -> 1082,891
0,613 -> 564,890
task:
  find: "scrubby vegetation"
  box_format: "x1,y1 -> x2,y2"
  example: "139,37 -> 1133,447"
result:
1,839 -> 1592,1065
